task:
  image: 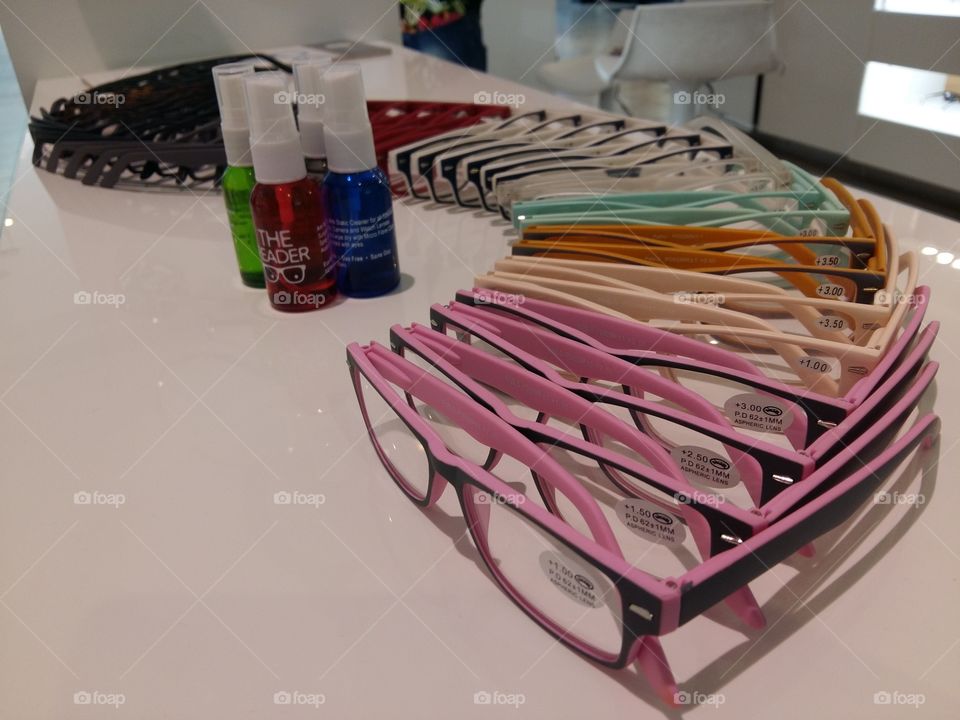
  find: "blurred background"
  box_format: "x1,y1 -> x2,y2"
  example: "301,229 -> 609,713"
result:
1,0 -> 958,227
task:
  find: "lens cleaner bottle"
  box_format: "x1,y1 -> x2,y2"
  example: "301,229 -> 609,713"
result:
321,64 -> 400,297
244,72 -> 337,312
212,62 -> 264,287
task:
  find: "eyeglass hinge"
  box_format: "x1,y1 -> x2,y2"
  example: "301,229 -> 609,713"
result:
772,474 -> 794,485
629,604 -> 654,621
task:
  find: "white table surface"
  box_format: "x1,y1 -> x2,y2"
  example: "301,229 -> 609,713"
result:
2,43 -> 958,720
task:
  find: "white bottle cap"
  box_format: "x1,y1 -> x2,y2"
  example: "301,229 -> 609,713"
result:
322,64 -> 377,174
212,62 -> 255,166
292,58 -> 331,160
244,71 -> 307,185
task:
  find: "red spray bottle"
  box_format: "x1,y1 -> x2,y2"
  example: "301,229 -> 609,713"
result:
244,71 -> 337,312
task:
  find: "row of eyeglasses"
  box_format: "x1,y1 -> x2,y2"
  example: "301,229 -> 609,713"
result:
345,109 -> 940,706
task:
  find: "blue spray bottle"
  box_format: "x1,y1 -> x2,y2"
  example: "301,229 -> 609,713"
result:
320,64 -> 401,297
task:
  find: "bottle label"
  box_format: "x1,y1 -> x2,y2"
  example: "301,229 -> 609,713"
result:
257,226 -> 316,272
255,216 -> 335,311
327,207 -> 397,266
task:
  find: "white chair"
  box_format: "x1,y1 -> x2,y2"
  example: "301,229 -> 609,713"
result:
539,1 -> 781,124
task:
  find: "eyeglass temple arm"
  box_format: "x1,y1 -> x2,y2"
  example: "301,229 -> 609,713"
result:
678,411 -> 940,627
483,269 -> 820,353
511,242 -> 837,302
503,235 -> 902,337
805,325 -> 938,465
493,257 -> 851,345
365,343 -> 624,556
684,116 -> 790,186
820,178 -> 873,239
776,359 -> 938,521
458,287 -> 764,376
478,272 -> 841,396
521,220 -> 825,243
493,158 -> 776,204
846,288 -> 930,404
445,301 -> 736,429
405,323 -> 678,478
855,247 -> 915,349
484,130 -> 699,179
456,288 -> 813,450
432,305 -> 803,509
858,200 -> 888,273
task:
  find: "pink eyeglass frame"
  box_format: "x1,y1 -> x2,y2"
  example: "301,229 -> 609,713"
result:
455,286 -> 931,447
430,301 -> 938,507
387,328 -> 768,627
392,317 -> 935,536
348,340 -> 939,705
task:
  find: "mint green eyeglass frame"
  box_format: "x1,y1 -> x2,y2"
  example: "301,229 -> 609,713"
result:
512,165 -> 849,237
511,163 -> 838,218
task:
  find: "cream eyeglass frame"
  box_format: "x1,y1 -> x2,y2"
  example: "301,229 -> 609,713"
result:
477,244 -> 918,398
494,239 -> 915,347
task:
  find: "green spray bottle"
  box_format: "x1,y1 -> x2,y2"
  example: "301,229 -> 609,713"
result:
213,62 -> 264,287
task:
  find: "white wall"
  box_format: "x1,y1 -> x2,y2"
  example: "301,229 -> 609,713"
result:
757,0 -> 960,190
482,0 -> 557,93
0,0 -> 400,103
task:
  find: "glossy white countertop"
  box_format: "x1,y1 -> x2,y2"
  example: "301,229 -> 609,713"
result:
2,43 -> 958,719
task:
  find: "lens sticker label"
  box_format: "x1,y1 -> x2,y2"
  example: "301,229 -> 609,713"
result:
724,393 -> 793,433
615,498 -> 686,546
799,356 -> 834,375
816,282 -> 848,300
815,314 -> 849,331
538,550 -> 603,609
670,445 -> 742,488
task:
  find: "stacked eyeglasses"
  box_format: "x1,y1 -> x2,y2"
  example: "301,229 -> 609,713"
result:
386,113 -> 798,218
352,110 -> 939,706
367,100 -> 511,192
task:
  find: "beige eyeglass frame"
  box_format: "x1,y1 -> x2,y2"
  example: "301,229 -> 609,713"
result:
494,244 -> 916,347
477,240 -> 918,397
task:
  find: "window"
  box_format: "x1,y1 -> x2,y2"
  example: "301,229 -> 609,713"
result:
858,61 -> 960,138
875,0 -> 960,17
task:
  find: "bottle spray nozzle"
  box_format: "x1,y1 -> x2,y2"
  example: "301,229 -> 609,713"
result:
292,58 -> 331,160
244,71 -> 307,184
213,62 -> 255,130
244,71 -> 298,145
321,64 -> 377,174
213,61 -> 256,166
322,64 -> 370,131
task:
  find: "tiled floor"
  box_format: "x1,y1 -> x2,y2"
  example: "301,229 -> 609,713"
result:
0,26 -> 27,238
